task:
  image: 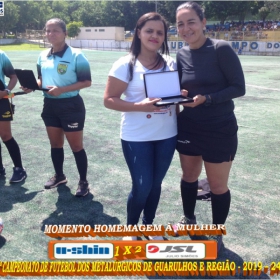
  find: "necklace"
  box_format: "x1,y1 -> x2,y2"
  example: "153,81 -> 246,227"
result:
138,54 -> 163,70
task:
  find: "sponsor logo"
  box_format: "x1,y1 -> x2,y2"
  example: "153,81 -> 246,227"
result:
67,122 -> 78,128
177,140 -> 190,144
54,243 -> 113,259
2,111 -> 11,118
57,63 -> 68,75
146,243 -> 205,259
0,2 -> 4,16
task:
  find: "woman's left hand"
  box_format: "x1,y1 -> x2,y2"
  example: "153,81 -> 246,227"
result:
46,86 -> 62,97
182,94 -> 206,108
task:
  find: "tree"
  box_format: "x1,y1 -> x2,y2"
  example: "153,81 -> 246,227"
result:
51,1 -> 71,23
258,6 -> 270,22
260,1 -> 280,20
160,1 -> 188,25
203,1 -> 239,24
67,21 -> 82,38
232,2 -> 257,23
0,2 -> 20,37
71,1 -> 106,27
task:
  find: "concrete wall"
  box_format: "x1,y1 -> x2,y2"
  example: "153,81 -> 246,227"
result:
1,38 -> 279,56
66,39 -> 130,50
169,40 -> 280,55
230,41 -> 280,55
0,39 -> 18,45
76,27 -> 124,41
66,39 -> 280,56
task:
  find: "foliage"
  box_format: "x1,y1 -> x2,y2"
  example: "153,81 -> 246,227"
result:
259,6 -> 271,22
66,21 -> 83,38
0,2 -> 20,37
0,1 -> 277,35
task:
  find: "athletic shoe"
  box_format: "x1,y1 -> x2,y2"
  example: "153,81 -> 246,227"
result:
171,215 -> 208,240
9,167 -> 27,183
122,236 -> 142,241
75,180 -> 89,197
44,174 -> 67,189
0,167 -> 5,176
208,235 -> 223,253
0,218 -> 3,235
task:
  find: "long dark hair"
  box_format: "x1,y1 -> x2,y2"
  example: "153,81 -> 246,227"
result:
128,12 -> 169,81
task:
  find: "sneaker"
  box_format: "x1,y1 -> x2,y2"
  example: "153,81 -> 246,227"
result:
0,167 -> 5,176
75,180 -> 89,197
0,218 -> 3,235
171,215 -> 208,240
122,236 -> 142,241
208,235 -> 223,253
9,167 -> 27,183
44,174 -> 67,189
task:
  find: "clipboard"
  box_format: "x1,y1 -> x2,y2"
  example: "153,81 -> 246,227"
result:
15,69 -> 49,91
143,71 -> 193,106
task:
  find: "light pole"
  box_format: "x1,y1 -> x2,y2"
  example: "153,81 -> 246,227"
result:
155,1 -> 157,13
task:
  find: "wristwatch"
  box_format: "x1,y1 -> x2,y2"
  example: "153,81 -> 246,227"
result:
204,95 -> 212,106
4,89 -> 11,95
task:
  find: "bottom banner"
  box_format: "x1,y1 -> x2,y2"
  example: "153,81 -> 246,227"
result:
48,240 -> 217,260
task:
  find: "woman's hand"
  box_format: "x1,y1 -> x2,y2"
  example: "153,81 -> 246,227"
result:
181,89 -> 188,97
182,94 -> 206,108
135,98 -> 164,112
20,86 -> 33,94
46,86 -> 62,97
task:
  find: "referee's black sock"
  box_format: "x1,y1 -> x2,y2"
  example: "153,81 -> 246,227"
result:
51,148 -> 64,176
211,189 -> 231,225
180,179 -> 198,220
73,149 -> 88,181
0,143 -> 3,169
3,137 -> 23,169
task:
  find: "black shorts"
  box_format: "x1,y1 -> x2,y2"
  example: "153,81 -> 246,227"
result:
41,95 -> 85,132
176,117 -> 238,163
0,98 -> 14,121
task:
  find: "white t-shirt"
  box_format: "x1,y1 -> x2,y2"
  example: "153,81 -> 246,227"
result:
109,54 -> 177,141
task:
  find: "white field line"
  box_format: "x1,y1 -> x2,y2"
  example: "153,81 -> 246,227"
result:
246,84 -> 280,91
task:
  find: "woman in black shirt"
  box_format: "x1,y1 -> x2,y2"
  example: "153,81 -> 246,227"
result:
173,2 -> 245,253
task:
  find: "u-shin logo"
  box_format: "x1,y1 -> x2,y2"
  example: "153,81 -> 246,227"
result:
54,243 -> 114,259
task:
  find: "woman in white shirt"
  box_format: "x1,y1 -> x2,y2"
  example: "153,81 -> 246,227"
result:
104,12 -> 177,240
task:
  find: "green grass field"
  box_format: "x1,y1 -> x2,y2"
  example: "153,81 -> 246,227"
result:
0,48 -> 279,279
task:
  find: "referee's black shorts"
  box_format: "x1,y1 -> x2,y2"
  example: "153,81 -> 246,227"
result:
41,94 -> 85,132
0,98 -> 14,121
176,116 -> 238,163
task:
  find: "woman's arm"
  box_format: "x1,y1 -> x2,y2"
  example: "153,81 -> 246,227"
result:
0,74 -> 17,99
104,76 -> 161,112
46,80 -> 91,97
210,41 -> 246,104
6,74 -> 17,90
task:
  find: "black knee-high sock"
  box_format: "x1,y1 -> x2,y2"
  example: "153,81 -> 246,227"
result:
73,149 -> 87,181
0,143 -> 3,169
3,137 -> 23,168
180,179 -> 198,219
211,190 -> 231,225
51,148 -> 64,176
